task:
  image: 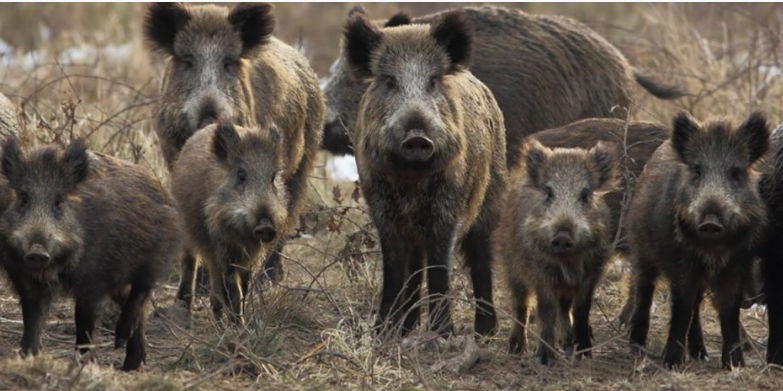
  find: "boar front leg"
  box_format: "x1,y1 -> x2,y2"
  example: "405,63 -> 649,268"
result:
426,224 -> 457,337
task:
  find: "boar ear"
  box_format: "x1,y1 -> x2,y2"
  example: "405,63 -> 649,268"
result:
588,141 -> 621,192
737,111 -> 770,164
213,123 -> 241,162
384,12 -> 412,27
344,12 -> 383,79
229,3 -> 275,57
62,139 -> 90,187
431,10 -> 473,73
267,124 -> 281,145
1,136 -> 23,187
523,139 -> 550,187
144,3 -> 191,54
671,111 -> 699,163
347,5 -> 366,17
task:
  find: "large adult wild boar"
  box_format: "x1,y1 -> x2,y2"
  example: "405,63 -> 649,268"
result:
345,10 -> 507,336
322,6 -> 683,166
627,112 -> 769,369
144,3 -> 324,301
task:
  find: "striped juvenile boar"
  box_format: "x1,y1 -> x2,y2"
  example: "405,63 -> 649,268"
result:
171,123 -> 287,325
496,140 -> 620,365
344,10 -> 507,336
0,137 -> 183,371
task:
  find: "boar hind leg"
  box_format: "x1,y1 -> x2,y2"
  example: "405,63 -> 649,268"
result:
629,263 -> 659,353
116,285 -> 150,371
662,280 -> 698,369
375,230 -> 412,336
712,270 -> 745,369
534,290 -> 558,365
75,298 -> 98,355
462,228 -> 497,337
401,248 -> 424,335
176,250 -> 199,310
687,290 -> 708,361
427,227 -> 457,337
19,286 -> 52,357
558,296 -> 574,353
573,277 -> 600,359
508,279 -> 529,354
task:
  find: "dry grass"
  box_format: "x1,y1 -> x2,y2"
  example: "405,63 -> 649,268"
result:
0,3 -> 782,390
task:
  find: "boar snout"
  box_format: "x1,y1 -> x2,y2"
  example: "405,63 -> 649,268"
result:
551,230 -> 575,254
197,102 -> 221,130
400,131 -> 434,162
24,243 -> 51,265
697,213 -> 724,236
254,218 -> 277,243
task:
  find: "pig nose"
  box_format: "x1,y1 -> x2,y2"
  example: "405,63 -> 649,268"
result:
400,133 -> 434,162
24,244 -> 51,265
698,214 -> 724,235
253,218 -> 277,243
197,105 -> 219,129
551,231 -> 575,252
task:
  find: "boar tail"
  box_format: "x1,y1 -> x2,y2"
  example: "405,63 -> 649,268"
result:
633,71 -> 688,100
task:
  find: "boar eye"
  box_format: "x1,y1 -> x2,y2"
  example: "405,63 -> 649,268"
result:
543,186 -> 554,202
427,75 -> 439,92
179,55 -> 195,69
380,75 -> 397,90
579,188 -> 591,204
236,168 -> 247,185
224,57 -> 240,73
691,164 -> 702,179
17,191 -> 29,207
729,166 -> 743,182
54,194 -> 64,208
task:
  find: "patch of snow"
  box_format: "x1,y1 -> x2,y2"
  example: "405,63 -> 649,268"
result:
327,155 -> 359,182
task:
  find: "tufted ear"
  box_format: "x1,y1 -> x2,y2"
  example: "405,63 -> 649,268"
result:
522,139 -> 550,188
144,3 -> 191,54
213,123 -> 241,162
1,136 -> 23,187
228,3 -> 275,57
347,5 -> 366,18
384,12 -> 412,27
587,141 -> 621,193
343,11 -> 383,79
62,139 -> 90,189
430,10 -> 473,73
736,111 -> 770,164
671,111 -> 700,164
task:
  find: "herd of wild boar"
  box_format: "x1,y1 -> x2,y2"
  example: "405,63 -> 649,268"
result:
0,3 -> 781,373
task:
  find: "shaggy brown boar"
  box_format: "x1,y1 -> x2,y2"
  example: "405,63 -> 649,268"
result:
322,6 -> 683,166
345,10 -> 507,336
171,123 -> 288,325
144,2 -> 323,295
496,140 -> 620,365
0,137 -> 183,371
627,112 -> 769,369
758,124 -> 783,365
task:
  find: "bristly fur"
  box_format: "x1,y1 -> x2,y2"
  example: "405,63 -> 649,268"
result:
228,3 -> 275,57
212,123 -> 241,162
430,10 -> 474,72
144,3 -> 191,54
343,13 -> 383,79
522,140 -> 549,188
385,12 -> 412,27
671,111 -> 700,163
737,111 -> 769,163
